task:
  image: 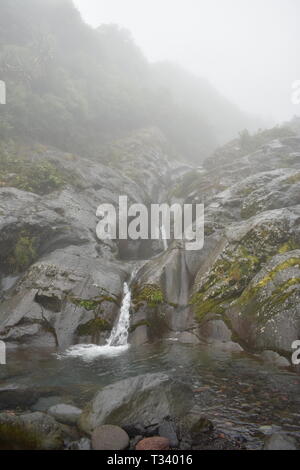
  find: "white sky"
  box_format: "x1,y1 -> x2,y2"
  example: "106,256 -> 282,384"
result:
74,0 -> 300,122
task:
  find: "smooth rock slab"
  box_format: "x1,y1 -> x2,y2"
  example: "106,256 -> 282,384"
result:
264,433 -> 297,450
91,425 -> 129,450
48,404 -> 82,425
79,373 -> 193,433
136,436 -> 170,450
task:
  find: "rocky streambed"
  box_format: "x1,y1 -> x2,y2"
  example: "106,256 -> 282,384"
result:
0,342 -> 300,450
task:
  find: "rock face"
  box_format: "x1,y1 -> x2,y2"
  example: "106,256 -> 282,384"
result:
79,373 -> 194,434
91,425 -> 129,450
1,125 -> 300,356
0,131 -> 188,349
0,411 -> 64,450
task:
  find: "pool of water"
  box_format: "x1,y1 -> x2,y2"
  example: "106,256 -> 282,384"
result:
1,341 -> 300,449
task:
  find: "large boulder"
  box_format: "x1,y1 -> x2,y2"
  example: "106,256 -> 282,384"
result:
227,250 -> 300,353
190,205 -> 300,354
0,411 -> 64,450
79,373 -> 194,434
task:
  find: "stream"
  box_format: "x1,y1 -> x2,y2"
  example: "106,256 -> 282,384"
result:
1,341 -> 300,449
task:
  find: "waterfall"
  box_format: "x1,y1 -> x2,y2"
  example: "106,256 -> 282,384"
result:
63,281 -> 133,359
107,282 -> 131,347
160,224 -> 168,251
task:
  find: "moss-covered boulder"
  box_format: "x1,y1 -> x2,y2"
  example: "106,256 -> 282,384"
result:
226,250 -> 300,353
0,412 -> 64,450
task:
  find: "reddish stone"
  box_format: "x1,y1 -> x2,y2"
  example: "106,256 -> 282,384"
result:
135,436 -> 170,450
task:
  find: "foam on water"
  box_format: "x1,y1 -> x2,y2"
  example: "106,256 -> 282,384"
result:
63,282 -> 131,360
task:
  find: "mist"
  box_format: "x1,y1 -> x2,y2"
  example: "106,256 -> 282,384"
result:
74,0 -> 300,123
1,1 -> 300,452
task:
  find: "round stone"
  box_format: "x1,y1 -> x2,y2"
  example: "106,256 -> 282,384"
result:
136,436 -> 170,450
91,425 -> 130,450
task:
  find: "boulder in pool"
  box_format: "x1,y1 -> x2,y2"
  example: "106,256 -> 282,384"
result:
79,373 -> 194,434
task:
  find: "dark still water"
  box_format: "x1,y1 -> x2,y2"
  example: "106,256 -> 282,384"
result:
1,341 -> 300,449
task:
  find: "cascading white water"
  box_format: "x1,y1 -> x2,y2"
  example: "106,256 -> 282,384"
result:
160,224 -> 168,251
63,281 -> 132,360
106,282 -> 131,347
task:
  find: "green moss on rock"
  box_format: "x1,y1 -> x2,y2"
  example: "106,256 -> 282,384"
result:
70,293 -> 119,312
77,318 -> 111,336
0,142 -> 83,195
285,172 -> 300,185
191,244 -> 261,322
7,231 -> 37,273
0,423 -> 42,450
238,257 -> 300,308
133,284 -> 164,308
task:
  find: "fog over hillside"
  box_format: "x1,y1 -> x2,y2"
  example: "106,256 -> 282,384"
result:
75,0 -> 300,123
1,0 -> 264,163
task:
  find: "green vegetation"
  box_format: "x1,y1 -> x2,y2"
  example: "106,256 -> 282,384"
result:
278,240 -> 299,254
0,142 -> 80,194
237,256 -> 300,311
77,318 -> 111,336
249,257 -> 300,291
285,172 -> 300,185
239,276 -> 300,326
191,244 -> 261,322
7,231 -> 37,272
238,126 -> 295,154
71,292 -> 118,338
70,292 -> 119,313
133,284 -> 164,308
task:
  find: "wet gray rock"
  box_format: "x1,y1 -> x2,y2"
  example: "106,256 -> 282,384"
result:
177,331 -> 201,344
227,250 -> 300,354
199,319 -> 232,342
261,350 -> 290,368
129,324 -> 149,346
67,437 -> 91,450
264,433 -> 298,450
0,386 -> 40,410
158,420 -> 179,448
31,396 -> 65,412
0,246 -> 129,349
79,373 -> 194,434
91,425 -> 129,450
179,412 -> 214,446
0,133 -> 186,349
48,404 -> 82,425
